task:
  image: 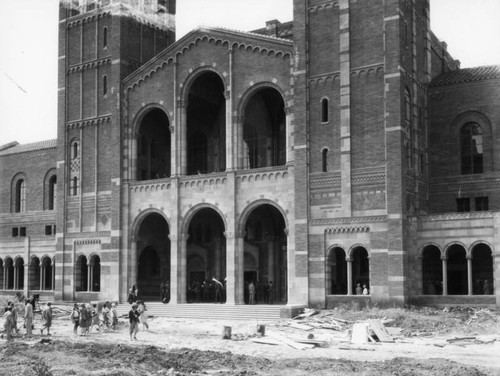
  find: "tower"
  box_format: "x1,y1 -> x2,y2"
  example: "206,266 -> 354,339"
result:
54,0 -> 176,300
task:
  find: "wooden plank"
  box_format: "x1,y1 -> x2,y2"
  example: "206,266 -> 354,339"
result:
268,333 -> 315,350
250,337 -> 282,346
367,319 -> 394,343
288,322 -> 314,331
293,339 -> 329,348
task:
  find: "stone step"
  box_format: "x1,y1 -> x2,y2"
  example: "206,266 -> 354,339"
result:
116,302 -> 283,320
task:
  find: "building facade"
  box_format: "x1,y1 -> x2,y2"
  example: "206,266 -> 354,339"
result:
0,0 -> 499,310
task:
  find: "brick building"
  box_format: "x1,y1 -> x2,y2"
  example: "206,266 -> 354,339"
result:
0,0 -> 499,313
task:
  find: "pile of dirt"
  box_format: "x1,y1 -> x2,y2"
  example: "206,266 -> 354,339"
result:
0,340 -> 493,376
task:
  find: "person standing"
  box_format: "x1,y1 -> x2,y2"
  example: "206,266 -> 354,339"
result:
248,281 -> 255,305
70,303 -> 80,335
110,303 -> 118,331
40,302 -> 53,336
79,303 -> 89,336
129,303 -> 140,340
25,299 -> 34,337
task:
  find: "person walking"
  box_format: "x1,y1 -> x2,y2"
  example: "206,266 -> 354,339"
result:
3,306 -> 14,341
70,303 -> 80,335
129,303 -> 140,340
25,299 -> 34,337
40,302 -> 53,336
137,300 -> 149,331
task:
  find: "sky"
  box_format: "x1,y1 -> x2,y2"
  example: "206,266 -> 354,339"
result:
0,0 -> 499,146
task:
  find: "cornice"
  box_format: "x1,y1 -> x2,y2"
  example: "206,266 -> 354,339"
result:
308,1 -> 340,13
66,115 -> 112,129
67,58 -> 111,74
311,215 -> 387,226
66,231 -> 111,239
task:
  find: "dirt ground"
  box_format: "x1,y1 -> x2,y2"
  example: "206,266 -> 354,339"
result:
1,303 -> 499,376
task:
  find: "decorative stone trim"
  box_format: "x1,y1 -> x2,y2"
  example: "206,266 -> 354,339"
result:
125,31 -> 292,91
66,115 -> 112,129
236,168 -> 289,183
74,239 -> 101,245
66,231 -> 110,239
67,58 -> 111,74
308,1 -> 340,13
130,181 -> 172,193
325,226 -> 370,234
311,215 -> 386,226
179,175 -> 227,189
413,212 -> 494,222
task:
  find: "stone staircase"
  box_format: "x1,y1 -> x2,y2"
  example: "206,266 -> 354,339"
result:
115,302 -> 284,321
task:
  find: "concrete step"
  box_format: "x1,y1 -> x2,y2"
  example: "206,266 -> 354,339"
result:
116,302 -> 283,320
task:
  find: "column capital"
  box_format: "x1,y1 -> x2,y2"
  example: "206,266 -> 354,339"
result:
169,125 -> 175,134
168,234 -> 178,242
179,233 -> 190,241
441,255 -> 448,261
345,257 -> 352,262
177,99 -> 186,108
224,90 -> 231,100
284,106 -> 293,116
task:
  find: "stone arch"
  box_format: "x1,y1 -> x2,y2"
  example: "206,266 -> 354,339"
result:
237,199 -> 289,238
421,243 -> 443,295
349,245 -> 370,294
131,103 -> 172,137
181,203 -> 227,236
132,208 -> 171,240
326,246 -> 347,295
470,242 -> 494,295
28,255 -> 41,291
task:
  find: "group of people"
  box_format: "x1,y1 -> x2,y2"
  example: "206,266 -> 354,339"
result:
70,301 -> 119,336
355,283 -> 370,295
2,297 -> 53,341
187,278 -> 226,303
245,281 -> 274,305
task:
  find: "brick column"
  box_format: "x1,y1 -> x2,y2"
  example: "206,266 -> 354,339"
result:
178,99 -> 187,176
285,107 -> 293,165
168,234 -> 179,304
339,0 -> 352,217
224,231 -> 238,305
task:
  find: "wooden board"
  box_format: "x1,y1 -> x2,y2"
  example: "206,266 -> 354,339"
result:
250,337 -> 282,346
367,319 -> 394,343
268,333 -> 315,350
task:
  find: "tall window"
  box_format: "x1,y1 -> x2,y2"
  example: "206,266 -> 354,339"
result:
103,27 -> 108,48
322,148 -> 328,172
461,123 -> 483,174
72,141 -> 79,159
475,197 -> 489,211
404,88 -> 411,122
48,176 -> 57,210
321,98 -> 329,123
456,197 -> 470,212
71,176 -> 79,196
15,179 -> 26,213
103,75 -> 107,96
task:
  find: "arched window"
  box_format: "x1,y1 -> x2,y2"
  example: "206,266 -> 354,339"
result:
322,148 -> 328,172
461,122 -> 483,174
71,141 -> 79,160
48,175 -> 57,210
15,179 -> 26,213
321,98 -> 329,123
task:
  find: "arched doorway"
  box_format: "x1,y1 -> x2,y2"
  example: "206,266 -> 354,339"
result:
447,245 -> 467,295
186,72 -> 226,175
327,247 -> 347,295
243,204 -> 287,304
243,87 -> 286,169
422,245 -> 442,295
90,255 -> 101,292
41,257 -> 53,290
15,258 -> 24,290
136,213 -> 170,301
187,208 -> 226,303
472,243 -> 494,295
351,247 -> 370,294
5,258 -> 14,290
75,255 -> 88,292
136,108 -> 171,180
29,257 -> 41,291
